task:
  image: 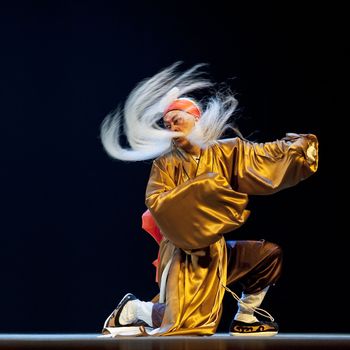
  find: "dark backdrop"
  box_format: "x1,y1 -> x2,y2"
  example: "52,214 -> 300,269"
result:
0,0 -> 347,333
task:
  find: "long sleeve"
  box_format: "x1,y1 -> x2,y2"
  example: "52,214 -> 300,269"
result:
145,159 -> 250,250
222,133 -> 319,195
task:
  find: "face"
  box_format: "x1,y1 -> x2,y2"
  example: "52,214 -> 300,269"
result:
163,110 -> 197,148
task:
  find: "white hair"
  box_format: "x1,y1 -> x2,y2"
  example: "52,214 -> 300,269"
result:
100,61 -> 240,161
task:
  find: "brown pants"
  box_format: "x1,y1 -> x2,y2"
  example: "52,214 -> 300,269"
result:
151,240 -> 283,328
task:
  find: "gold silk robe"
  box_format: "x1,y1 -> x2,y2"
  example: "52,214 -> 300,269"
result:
145,134 -> 318,336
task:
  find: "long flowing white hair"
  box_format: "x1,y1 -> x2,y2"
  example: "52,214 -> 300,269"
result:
100,61 -> 240,161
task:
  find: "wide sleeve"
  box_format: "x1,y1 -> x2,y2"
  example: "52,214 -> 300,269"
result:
145,159 -> 250,250
229,133 -> 319,195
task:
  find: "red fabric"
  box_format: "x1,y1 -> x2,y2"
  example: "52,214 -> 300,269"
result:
142,209 -> 163,244
142,209 -> 163,282
164,98 -> 201,118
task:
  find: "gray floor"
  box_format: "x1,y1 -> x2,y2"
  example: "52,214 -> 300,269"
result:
0,333 -> 350,349
1,333 -> 350,339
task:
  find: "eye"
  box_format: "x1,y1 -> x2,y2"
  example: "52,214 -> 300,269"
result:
173,117 -> 183,125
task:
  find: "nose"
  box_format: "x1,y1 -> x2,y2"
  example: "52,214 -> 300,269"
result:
170,123 -> 178,132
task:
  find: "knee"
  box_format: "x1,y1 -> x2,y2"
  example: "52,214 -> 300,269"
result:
264,241 -> 283,263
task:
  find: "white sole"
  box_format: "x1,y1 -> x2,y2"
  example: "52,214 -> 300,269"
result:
229,331 -> 278,337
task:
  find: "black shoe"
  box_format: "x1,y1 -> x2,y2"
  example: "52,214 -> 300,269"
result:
102,293 -> 137,333
229,319 -> 279,336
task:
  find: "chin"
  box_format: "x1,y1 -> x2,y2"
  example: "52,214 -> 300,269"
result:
174,139 -> 188,147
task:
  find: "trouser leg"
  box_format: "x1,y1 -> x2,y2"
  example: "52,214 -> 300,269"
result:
226,240 -> 282,323
226,240 -> 282,293
152,302 -> 166,328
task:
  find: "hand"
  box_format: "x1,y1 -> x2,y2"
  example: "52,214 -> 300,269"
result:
306,143 -> 317,164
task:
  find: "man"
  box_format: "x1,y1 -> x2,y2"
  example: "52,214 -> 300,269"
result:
100,63 -> 318,336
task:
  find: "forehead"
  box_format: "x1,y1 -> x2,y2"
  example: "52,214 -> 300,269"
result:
163,110 -> 192,122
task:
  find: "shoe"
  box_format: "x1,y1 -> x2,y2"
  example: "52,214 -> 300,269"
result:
102,293 -> 137,333
229,319 -> 279,336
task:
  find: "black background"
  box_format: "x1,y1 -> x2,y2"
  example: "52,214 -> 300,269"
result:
0,0 -> 347,334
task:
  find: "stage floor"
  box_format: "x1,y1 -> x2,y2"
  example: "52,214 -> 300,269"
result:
1,333 -> 350,349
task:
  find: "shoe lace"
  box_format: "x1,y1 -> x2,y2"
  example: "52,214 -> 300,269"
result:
221,284 -> 275,322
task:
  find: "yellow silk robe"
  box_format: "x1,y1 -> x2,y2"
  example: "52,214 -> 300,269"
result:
145,134 -> 318,336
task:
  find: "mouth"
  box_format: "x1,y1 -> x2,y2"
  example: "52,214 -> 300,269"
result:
173,137 -> 184,144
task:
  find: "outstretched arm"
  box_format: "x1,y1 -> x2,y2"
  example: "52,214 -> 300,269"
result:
223,133 -> 319,195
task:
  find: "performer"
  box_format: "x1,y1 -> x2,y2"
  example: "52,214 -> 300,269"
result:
100,62 -> 318,336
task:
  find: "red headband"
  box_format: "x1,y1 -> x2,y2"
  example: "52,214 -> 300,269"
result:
164,98 -> 201,118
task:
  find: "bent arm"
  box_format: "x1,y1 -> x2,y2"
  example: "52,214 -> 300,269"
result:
145,160 -> 249,250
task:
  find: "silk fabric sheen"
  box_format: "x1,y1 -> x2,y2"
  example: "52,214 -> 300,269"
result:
144,134 -> 318,336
